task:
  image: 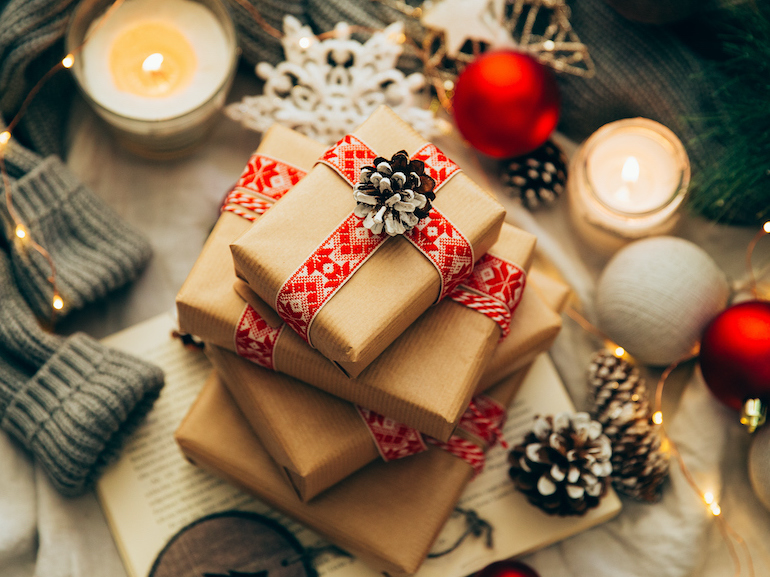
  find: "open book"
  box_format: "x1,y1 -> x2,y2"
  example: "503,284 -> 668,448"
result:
99,313 -> 621,577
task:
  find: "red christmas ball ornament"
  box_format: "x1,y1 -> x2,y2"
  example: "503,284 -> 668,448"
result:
475,560 -> 540,577
700,300 -> 770,431
452,51 -> 560,159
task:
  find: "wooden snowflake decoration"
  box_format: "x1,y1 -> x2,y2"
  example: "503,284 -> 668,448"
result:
226,16 -> 441,145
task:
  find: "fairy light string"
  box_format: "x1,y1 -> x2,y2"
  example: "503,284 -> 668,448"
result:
1,0 -> 126,322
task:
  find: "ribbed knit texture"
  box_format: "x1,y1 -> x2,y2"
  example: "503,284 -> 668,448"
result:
0,0 -> 78,157
1,144 -> 153,319
0,249 -> 164,496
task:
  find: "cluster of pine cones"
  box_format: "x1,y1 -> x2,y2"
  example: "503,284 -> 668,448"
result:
509,350 -> 669,516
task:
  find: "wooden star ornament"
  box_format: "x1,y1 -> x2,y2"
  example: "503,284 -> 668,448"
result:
421,0 -> 511,58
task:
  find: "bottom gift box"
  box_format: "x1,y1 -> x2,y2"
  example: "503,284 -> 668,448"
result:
174,355 -> 622,576
176,366 -> 527,575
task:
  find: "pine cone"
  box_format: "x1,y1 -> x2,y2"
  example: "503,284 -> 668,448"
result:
353,151 -> 436,236
508,412 -> 612,516
588,350 -> 670,502
501,140 -> 567,210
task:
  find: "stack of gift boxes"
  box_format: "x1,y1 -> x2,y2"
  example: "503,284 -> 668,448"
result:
174,107 -> 569,575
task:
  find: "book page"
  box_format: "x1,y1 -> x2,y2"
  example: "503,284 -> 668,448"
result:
99,315 -> 618,577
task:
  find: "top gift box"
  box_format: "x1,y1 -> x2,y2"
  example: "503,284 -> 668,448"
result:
231,106 -> 506,366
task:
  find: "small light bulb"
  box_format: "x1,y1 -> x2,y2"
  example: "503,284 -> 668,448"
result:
52,294 -> 64,310
15,225 -> 26,239
614,346 -> 625,357
298,37 -> 311,49
62,54 -> 75,68
703,491 -> 714,504
764,221 -> 770,234
710,502 -> 721,516
0,130 -> 10,145
652,411 -> 663,425
443,79 -> 455,91
543,40 -> 555,51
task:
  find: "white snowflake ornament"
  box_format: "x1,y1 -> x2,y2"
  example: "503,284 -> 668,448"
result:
226,16 -> 441,145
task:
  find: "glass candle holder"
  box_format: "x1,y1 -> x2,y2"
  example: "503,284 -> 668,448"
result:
567,118 -> 690,255
66,0 -> 238,159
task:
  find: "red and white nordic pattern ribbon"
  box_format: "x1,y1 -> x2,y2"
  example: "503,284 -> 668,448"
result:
222,154 -> 306,221
274,134 -> 473,346
449,254 -> 527,339
356,407 -> 429,461
234,305 -> 284,370
357,394 -> 507,475
234,258 -> 525,373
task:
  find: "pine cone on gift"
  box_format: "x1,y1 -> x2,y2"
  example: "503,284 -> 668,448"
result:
501,140 -> 567,210
508,412 -> 613,516
588,350 -> 670,502
353,151 -> 436,236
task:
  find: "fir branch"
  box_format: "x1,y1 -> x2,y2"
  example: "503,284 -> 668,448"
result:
689,1 -> 770,225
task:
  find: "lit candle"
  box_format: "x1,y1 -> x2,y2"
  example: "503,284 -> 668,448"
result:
567,118 -> 690,255
67,0 -> 237,157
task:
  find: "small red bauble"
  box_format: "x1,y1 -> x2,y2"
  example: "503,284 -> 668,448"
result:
475,560 -> 540,577
700,300 -> 770,413
452,51 -> 560,159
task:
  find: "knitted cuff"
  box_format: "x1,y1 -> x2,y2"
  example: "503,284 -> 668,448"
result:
0,333 -> 164,496
8,156 -> 153,319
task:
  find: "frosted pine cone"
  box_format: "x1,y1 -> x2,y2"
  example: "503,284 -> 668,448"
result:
588,350 -> 669,502
508,412 -> 612,516
353,150 -> 436,236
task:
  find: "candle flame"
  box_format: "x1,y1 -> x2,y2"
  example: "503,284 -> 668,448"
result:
142,53 -> 164,73
621,156 -> 640,184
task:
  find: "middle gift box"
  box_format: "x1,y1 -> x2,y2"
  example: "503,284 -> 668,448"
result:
206,342 -> 531,502
177,123 -> 541,440
230,105 -> 507,368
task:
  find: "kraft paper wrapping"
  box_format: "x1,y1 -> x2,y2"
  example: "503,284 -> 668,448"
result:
475,270 -> 567,393
230,106 -> 507,368
176,124 -> 326,349
179,218 -> 550,440
175,367 -> 529,576
207,343 -> 533,502
177,122 -> 537,440
205,344 -> 376,502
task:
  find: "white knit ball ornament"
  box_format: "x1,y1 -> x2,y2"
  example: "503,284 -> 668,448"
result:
749,425 -> 770,512
596,236 -> 729,366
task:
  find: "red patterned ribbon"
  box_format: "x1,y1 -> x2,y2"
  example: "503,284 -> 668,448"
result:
234,305 -> 284,371
234,257 -> 526,371
357,394 -> 507,475
222,154 -> 306,221
275,135 -> 473,345
356,407 -> 428,461
449,254 -> 527,339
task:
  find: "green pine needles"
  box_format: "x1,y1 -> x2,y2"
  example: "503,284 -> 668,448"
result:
690,1 -> 770,226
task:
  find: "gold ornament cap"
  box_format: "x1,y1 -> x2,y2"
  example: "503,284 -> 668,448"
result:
741,398 -> 767,433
